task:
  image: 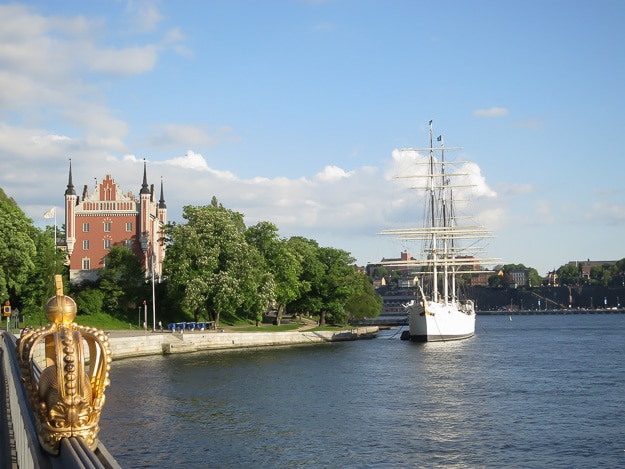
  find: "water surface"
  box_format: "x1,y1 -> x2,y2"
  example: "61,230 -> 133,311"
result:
100,314 -> 625,468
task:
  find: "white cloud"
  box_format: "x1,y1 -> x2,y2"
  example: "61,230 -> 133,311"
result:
473,107 -> 509,118
124,0 -> 165,32
163,150 -> 237,180
87,45 -> 159,75
314,165 -> 353,182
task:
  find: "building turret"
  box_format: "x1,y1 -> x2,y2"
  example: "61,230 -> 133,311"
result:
155,177 -> 167,278
64,160 -> 77,255
158,178 -> 166,209
140,161 -> 150,195
139,160 -> 151,266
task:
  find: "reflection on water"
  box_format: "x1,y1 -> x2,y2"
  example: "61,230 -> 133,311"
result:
101,315 -> 625,468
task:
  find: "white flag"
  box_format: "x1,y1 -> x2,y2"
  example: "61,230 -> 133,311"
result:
43,207 -> 56,218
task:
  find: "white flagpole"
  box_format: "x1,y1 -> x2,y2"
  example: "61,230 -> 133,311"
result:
54,207 -> 57,247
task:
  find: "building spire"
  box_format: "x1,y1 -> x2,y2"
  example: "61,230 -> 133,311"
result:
158,177 -> 166,209
65,159 -> 76,196
140,158 -> 150,195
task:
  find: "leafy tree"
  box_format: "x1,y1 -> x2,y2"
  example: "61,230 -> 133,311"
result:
557,263 -> 581,286
75,286 -> 105,315
20,226 -> 66,320
588,263 -> 613,286
488,273 -> 503,287
163,202 -> 258,326
316,247 -> 358,325
527,268 -> 542,287
344,271 -> 382,321
372,266 -> 388,279
389,270 -> 402,287
0,192 -> 37,304
97,245 -> 146,320
286,243 -> 356,326
246,222 -> 303,325
285,237 -> 323,318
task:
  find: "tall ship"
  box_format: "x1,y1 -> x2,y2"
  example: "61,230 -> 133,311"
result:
379,121 -> 498,342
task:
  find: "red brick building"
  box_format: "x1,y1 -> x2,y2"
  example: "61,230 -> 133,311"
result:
64,161 -> 166,284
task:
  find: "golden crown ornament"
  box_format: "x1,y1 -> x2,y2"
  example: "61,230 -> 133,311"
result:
17,275 -> 113,455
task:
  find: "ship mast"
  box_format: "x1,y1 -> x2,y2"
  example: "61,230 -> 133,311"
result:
428,121 -> 438,304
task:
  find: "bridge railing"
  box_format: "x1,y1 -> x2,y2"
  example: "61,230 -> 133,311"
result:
1,331 -> 122,469
1,331 -> 42,469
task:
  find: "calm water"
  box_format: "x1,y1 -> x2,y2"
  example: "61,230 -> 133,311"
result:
99,315 -> 625,468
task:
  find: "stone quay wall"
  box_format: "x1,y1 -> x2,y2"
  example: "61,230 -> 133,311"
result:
107,327 -> 379,360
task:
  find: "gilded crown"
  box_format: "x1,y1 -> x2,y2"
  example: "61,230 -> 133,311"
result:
17,275 -> 112,455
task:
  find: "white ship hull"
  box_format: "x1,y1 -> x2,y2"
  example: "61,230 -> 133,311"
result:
408,300 -> 475,342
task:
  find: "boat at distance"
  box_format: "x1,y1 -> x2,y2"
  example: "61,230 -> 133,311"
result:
378,121 -> 499,342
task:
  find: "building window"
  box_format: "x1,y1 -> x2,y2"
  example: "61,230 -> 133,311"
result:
126,222 -> 132,232
125,239 -> 133,250
104,222 -> 111,232
104,239 -> 111,250
83,223 -> 89,232
82,258 -> 90,270
83,240 -> 89,250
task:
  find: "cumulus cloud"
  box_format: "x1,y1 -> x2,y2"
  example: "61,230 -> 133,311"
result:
314,165 -> 353,182
163,150 -> 237,180
473,107 -> 509,118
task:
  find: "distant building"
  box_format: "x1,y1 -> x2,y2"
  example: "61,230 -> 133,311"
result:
567,260 -> 618,281
545,270 -> 558,286
366,251 -> 415,277
468,272 -> 492,287
509,268 -> 529,287
64,161 -> 166,284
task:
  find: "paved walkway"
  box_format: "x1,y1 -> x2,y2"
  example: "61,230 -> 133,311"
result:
105,317 -> 320,339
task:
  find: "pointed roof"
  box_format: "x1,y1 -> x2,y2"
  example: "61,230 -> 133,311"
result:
64,159 -> 76,196
140,159 -> 150,195
158,177 -> 166,209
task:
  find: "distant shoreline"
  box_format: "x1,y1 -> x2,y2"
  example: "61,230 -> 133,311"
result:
477,309 -> 625,315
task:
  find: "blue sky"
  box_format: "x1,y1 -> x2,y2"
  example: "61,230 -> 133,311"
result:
0,0 -> 623,275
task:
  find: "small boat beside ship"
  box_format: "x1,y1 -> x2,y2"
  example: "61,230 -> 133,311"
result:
379,121 -> 498,342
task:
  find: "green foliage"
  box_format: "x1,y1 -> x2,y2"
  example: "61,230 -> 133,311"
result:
97,245 -> 146,320
372,266 -> 388,279
527,268 -> 542,287
20,226 -> 67,316
75,287 -> 105,315
557,263 -> 580,285
344,272 -> 382,321
164,202 -> 262,326
0,197 -> 37,300
284,237 -> 324,316
286,243 -> 357,325
245,221 -> 302,324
